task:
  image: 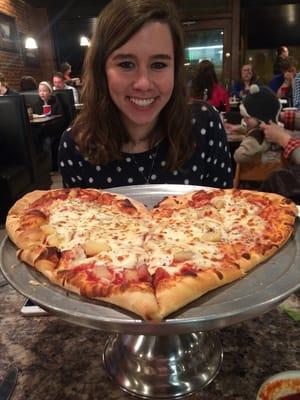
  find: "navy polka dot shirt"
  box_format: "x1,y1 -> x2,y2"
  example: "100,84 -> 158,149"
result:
58,103 -> 233,189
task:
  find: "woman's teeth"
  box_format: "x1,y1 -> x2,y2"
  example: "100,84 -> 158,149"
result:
130,97 -> 155,107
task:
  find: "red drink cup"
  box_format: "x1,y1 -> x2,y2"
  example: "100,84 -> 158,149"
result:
43,104 -> 51,115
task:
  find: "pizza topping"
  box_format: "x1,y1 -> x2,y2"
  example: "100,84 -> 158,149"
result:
173,250 -> 195,263
153,267 -> 170,288
116,198 -> 138,214
7,187 -> 296,321
83,239 -> 111,256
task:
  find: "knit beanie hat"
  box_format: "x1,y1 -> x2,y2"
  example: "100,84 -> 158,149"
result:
240,84 -> 281,123
39,81 -> 53,93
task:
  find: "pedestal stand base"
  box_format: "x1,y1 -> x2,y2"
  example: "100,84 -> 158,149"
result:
103,331 -> 223,399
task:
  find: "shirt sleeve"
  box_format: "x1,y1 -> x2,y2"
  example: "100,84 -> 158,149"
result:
283,137 -> 300,164
193,104 -> 233,188
293,73 -> 300,110
234,135 -> 270,163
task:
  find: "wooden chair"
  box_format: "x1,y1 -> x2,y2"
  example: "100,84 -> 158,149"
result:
233,152 -> 285,189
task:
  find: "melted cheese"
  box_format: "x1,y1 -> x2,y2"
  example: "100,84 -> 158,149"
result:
42,192 -> 268,276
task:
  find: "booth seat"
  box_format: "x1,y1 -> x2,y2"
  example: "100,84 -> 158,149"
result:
0,95 -> 51,224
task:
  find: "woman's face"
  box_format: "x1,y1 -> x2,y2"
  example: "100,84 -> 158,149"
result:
39,84 -> 51,101
105,21 -> 174,138
241,65 -> 253,82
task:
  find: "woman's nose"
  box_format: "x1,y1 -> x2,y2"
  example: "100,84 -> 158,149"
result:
132,68 -> 153,90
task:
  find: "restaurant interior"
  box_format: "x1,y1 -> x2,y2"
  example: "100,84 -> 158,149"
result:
1,0 -> 300,399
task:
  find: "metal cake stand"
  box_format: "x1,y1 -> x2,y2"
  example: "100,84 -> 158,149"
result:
1,185 -> 300,399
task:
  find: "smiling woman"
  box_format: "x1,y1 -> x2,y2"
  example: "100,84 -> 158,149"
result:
58,0 -> 233,189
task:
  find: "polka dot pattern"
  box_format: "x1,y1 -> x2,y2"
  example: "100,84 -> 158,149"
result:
58,101 -> 233,190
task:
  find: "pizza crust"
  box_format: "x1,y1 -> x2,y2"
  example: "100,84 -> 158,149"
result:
156,265 -> 245,318
5,188 -> 297,321
63,278 -> 162,321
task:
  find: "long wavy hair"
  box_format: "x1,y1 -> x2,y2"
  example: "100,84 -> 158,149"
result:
191,60 -> 218,101
72,0 -> 193,169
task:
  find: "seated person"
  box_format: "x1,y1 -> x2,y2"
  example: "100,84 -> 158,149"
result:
269,57 -> 297,107
52,71 -> 79,104
190,60 -> 230,112
19,75 -> 38,92
230,64 -> 260,100
259,122 -> 300,203
260,121 -> 300,164
293,71 -> 300,110
273,46 -> 289,75
32,81 -> 64,171
233,84 -> 282,164
0,73 -> 18,95
60,61 -> 81,87
33,81 -> 63,116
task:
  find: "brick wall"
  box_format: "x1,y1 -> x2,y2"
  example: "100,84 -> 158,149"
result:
0,0 -> 56,90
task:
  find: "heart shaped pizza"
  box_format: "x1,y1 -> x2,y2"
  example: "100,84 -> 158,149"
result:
6,188 -> 297,321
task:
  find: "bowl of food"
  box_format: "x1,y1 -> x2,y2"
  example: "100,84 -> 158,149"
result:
257,371 -> 300,400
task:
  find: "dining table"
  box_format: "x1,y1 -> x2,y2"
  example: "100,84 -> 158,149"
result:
1,223 -> 300,400
30,114 -> 64,126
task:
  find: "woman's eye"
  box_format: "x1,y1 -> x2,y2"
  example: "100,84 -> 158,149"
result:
118,61 -> 134,69
152,62 -> 167,69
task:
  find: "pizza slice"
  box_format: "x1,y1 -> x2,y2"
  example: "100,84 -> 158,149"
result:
6,188 -> 162,320
147,189 -> 297,318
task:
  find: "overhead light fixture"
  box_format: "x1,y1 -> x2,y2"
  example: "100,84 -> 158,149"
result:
80,36 -> 90,47
25,37 -> 38,49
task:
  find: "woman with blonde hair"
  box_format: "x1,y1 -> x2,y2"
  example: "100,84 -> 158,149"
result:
58,0 -> 232,189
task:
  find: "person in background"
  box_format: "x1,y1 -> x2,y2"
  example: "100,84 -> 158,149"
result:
58,0 -> 233,190
269,57 -> 297,107
32,81 -> 62,115
33,81 -> 64,171
19,75 -> 38,92
292,71 -> 300,110
230,64 -> 260,99
190,60 -> 230,112
0,73 -> 18,95
260,121 -> 300,164
273,46 -> 289,75
233,84 -> 282,163
259,121 -> 300,203
52,71 -> 79,104
60,62 -> 81,87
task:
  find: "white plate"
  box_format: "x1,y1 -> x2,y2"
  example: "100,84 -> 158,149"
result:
256,370 -> 300,399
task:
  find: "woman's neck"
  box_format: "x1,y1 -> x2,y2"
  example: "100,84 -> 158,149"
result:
122,120 -> 160,153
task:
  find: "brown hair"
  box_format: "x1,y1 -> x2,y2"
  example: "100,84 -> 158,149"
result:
20,75 -> 37,91
72,0 -> 192,169
53,71 -> 64,80
191,60 -> 218,101
0,73 -> 6,85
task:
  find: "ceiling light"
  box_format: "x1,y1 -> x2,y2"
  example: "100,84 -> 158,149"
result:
80,36 -> 90,47
25,37 -> 38,49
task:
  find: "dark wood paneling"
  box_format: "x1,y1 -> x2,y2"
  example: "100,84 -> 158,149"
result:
246,3 -> 300,48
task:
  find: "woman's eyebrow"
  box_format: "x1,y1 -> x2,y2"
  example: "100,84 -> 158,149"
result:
111,53 -> 173,61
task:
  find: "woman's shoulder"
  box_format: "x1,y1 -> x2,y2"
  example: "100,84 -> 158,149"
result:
61,127 -> 75,144
189,100 -> 220,119
189,101 -> 223,134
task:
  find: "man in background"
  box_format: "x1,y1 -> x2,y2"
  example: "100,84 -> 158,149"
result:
52,72 -> 79,104
273,46 -> 289,75
0,73 -> 18,95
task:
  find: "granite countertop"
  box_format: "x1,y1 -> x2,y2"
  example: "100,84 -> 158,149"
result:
1,281 -> 299,400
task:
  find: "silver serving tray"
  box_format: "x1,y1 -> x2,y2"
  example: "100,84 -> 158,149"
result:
1,184 -> 300,335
